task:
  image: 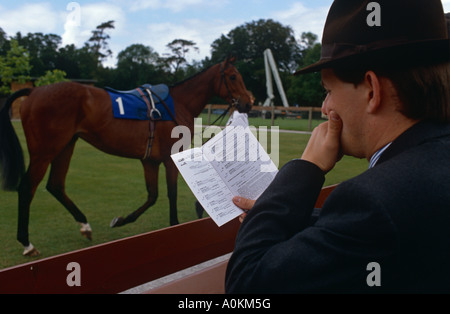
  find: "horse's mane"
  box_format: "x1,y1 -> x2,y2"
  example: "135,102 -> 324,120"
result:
169,63 -> 217,88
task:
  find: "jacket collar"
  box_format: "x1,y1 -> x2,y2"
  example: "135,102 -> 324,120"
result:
377,121 -> 450,166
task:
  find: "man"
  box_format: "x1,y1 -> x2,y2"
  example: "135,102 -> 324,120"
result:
226,0 -> 450,293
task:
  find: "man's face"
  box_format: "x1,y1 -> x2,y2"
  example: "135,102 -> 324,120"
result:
321,69 -> 368,158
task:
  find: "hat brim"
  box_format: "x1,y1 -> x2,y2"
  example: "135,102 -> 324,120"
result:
294,59 -> 334,75
295,38 -> 450,76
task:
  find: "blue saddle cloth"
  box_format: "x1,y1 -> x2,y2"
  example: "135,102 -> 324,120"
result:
105,84 -> 175,121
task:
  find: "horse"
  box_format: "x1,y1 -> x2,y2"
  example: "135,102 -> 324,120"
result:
0,57 -> 252,257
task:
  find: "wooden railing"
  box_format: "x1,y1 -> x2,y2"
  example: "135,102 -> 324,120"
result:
0,185 -> 337,294
205,105 -> 323,130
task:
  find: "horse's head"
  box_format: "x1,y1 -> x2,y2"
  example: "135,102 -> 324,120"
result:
216,57 -> 253,114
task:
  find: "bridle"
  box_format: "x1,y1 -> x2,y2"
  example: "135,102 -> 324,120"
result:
211,63 -> 241,126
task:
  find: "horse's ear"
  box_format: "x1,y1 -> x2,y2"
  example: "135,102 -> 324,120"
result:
224,55 -> 236,67
229,56 -> 236,64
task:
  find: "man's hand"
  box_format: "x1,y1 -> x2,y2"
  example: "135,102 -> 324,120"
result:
301,111 -> 343,173
233,197 -> 256,223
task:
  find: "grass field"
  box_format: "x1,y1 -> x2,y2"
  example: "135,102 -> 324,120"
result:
200,113 -> 323,132
0,119 -> 368,269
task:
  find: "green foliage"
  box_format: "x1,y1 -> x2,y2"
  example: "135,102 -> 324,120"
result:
162,39 -> 200,83
96,44 -> 166,89
209,19 -> 300,105
13,32 -> 61,77
288,43 -> 324,107
208,19 -> 324,107
88,20 -> 115,67
211,19 -> 300,72
0,39 -> 32,95
35,69 -> 69,87
0,18 -> 325,106
57,44 -> 97,79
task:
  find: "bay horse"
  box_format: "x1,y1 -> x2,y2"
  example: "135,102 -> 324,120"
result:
0,57 -> 252,257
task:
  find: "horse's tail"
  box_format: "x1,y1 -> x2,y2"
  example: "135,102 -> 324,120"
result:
0,88 -> 32,191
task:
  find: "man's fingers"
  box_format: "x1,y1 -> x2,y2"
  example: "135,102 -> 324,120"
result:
328,111 -> 343,136
301,110 -> 343,173
327,111 -> 343,156
239,213 -> 247,223
233,197 -> 255,224
233,197 -> 256,211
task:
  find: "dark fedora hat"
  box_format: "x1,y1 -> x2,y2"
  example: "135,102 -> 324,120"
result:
296,0 -> 449,75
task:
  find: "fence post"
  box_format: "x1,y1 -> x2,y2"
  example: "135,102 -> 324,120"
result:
207,104 -> 212,125
271,106 -> 275,126
308,107 -> 313,131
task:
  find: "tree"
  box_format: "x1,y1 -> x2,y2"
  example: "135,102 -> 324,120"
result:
35,69 -> 69,87
0,28 -> 8,55
13,32 -> 61,76
287,34 -> 323,107
210,19 -> 300,106
163,39 -> 199,83
118,44 -> 160,66
107,44 -> 164,89
88,20 -> 115,67
0,39 -> 32,95
56,44 -> 97,79
2,30 -> 98,81
211,19 -> 300,72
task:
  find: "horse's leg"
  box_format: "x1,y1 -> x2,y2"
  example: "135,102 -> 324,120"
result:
165,160 -> 180,226
110,160 -> 160,228
17,157 -> 51,257
45,137 -> 92,240
195,201 -> 204,219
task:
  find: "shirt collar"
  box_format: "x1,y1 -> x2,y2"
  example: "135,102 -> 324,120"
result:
369,143 -> 392,169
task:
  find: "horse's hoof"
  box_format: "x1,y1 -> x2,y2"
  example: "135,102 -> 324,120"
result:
81,230 -> 92,240
80,223 -> 93,241
110,217 -> 125,228
23,243 -> 40,257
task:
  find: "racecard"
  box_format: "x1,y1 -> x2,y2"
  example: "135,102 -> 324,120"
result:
171,119 -> 278,227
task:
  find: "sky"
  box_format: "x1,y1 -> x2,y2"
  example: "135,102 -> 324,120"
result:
0,0 -> 449,68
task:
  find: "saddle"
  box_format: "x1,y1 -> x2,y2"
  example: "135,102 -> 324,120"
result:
105,84 -> 175,122
106,84 -> 169,105
105,84 -> 177,160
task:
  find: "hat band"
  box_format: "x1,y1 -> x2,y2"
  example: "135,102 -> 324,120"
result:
321,36 -> 449,62
321,38 -> 409,60
321,43 -> 368,60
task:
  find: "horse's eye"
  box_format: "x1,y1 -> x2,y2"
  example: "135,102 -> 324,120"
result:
230,75 -> 237,81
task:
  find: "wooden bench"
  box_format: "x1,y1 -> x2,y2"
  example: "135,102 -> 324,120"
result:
0,185 -> 337,294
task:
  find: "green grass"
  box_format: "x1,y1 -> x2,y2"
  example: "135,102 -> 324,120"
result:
200,113 -> 323,132
0,120 -> 368,269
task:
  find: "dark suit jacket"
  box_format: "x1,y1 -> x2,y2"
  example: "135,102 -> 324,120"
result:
226,121 -> 450,294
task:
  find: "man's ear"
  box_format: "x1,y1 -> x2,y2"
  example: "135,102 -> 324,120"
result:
365,71 -> 381,114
